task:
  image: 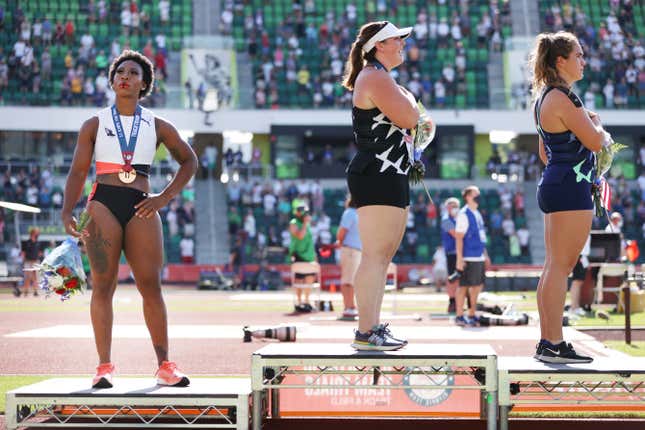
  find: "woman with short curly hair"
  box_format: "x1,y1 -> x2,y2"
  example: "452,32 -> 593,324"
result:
62,50 -> 198,388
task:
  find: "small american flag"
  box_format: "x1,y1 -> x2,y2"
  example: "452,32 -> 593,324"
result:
600,177 -> 612,211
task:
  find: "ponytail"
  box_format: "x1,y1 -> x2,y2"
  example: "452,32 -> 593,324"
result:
528,31 -> 578,99
342,39 -> 367,90
341,21 -> 387,90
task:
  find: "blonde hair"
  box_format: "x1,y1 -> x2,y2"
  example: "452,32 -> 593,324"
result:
462,186 -> 480,200
342,21 -> 388,90
528,31 -> 579,98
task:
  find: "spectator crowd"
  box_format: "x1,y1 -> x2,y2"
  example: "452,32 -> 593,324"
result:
222,0 -> 512,109
0,1 -> 189,107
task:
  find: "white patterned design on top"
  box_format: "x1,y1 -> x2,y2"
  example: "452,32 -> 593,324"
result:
375,144 -> 410,175
371,112 -> 410,175
371,113 -> 405,139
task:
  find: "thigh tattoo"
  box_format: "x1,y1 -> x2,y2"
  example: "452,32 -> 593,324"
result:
87,222 -> 113,275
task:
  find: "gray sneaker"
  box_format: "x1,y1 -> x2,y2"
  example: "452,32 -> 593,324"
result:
351,323 -> 408,351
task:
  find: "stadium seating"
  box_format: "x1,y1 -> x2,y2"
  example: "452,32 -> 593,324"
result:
229,0 -> 512,109
0,165 -> 192,264
227,183 -> 532,266
540,0 -> 644,109
0,0 -> 192,106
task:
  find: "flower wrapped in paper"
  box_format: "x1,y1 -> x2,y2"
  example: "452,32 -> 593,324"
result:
591,132 -> 627,219
408,101 -> 436,185
37,211 -> 90,301
407,101 -> 436,204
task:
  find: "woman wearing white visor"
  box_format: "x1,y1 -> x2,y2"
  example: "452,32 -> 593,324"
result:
342,22 -> 423,351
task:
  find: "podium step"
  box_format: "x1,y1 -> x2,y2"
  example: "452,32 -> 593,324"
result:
6,377 -> 251,429
251,343 -> 498,430
498,357 -> 645,430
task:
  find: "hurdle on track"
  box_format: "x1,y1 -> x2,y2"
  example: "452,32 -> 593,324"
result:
250,343 -> 498,430
5,378 -> 251,429
498,357 -> 645,430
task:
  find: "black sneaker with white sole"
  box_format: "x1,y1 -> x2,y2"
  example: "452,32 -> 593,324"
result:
535,341 -> 593,364
351,323 -> 408,351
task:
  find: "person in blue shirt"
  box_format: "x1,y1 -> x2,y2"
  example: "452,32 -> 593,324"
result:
530,31 -> 607,364
441,197 -> 460,313
455,186 -> 490,326
335,194 -> 362,319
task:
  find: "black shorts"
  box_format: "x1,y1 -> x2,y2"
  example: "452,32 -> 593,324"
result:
292,253 -> 316,280
347,172 -> 410,209
90,183 -> 147,229
571,258 -> 586,281
460,261 -> 485,287
446,254 -> 457,275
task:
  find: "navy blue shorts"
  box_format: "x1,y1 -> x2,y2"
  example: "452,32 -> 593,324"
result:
537,166 -> 593,214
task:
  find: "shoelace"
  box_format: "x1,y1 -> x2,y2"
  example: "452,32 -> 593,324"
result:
373,323 -> 392,338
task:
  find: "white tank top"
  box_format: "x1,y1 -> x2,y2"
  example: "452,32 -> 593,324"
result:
94,106 -> 157,170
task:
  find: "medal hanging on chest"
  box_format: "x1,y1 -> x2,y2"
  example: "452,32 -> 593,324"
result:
111,104 -> 142,184
117,165 -> 137,183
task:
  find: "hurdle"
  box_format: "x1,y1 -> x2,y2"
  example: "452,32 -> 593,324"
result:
5,377 -> 251,429
251,343 -> 498,430
498,357 -> 645,430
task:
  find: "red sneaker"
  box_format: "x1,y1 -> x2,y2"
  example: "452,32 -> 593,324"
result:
156,361 -> 190,387
92,363 -> 115,389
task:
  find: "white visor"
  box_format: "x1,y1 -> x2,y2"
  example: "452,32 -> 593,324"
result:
362,22 -> 413,53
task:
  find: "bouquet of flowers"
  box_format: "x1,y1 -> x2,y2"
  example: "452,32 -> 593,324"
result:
408,101 -> 436,203
37,211 -> 91,301
408,101 -> 436,185
591,132 -> 627,219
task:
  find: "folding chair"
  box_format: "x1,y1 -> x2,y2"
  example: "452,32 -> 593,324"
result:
595,262 -> 627,305
290,261 -> 322,311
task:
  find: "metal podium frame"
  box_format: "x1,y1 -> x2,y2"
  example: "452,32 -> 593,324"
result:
251,343 -> 498,430
5,378 -> 251,430
498,357 -> 645,430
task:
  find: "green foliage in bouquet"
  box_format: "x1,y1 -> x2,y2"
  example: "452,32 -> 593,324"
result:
592,140 -> 628,218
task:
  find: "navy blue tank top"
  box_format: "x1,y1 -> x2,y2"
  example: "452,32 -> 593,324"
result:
347,61 -> 412,177
534,86 -> 595,185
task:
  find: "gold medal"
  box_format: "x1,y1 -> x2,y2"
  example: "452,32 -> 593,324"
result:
118,169 -> 137,184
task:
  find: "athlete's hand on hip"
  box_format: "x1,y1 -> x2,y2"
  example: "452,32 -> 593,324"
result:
134,193 -> 168,219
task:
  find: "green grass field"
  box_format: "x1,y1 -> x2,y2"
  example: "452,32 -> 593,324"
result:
0,376 -> 59,413
603,341 -> 645,356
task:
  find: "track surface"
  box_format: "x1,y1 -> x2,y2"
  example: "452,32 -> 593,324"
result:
0,285 -> 639,430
